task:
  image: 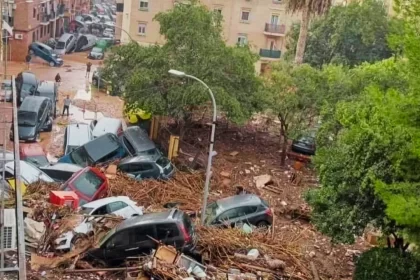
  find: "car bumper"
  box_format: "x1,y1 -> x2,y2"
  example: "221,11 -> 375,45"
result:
55,232 -> 74,250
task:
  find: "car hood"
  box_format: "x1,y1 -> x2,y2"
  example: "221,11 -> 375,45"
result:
18,126 -> 36,138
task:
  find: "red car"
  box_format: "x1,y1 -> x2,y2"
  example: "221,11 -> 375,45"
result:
20,143 -> 49,167
60,167 -> 108,206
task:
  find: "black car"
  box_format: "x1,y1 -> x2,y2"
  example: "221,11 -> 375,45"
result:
11,96 -> 52,142
84,209 -> 197,265
291,135 -> 316,156
119,126 -> 159,157
118,154 -> 175,180
15,71 -> 39,105
35,81 -> 58,118
39,163 -> 83,182
204,194 -> 273,228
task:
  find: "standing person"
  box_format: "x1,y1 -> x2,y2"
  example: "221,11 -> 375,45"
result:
55,73 -> 61,86
25,54 -> 31,70
62,95 -> 71,117
86,62 -> 92,78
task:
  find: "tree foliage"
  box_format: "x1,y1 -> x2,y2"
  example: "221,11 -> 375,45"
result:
354,248 -> 420,280
285,0 -> 393,67
102,1 -> 261,124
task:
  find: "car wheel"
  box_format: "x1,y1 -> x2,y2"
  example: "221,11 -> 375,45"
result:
49,61 -> 55,67
35,133 -> 41,142
46,122 -> 53,132
71,234 -> 89,250
92,78 -> 98,87
28,49 -> 34,55
256,220 -> 270,228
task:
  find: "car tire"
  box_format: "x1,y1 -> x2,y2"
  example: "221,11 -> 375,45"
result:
256,220 -> 270,228
35,133 -> 41,143
28,49 -> 34,55
49,61 -> 55,67
71,234 -> 88,250
46,122 -> 53,132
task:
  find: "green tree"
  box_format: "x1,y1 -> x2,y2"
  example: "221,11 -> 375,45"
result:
286,0 -> 332,64
262,61 -> 323,165
285,0 -> 393,67
103,1 -> 261,129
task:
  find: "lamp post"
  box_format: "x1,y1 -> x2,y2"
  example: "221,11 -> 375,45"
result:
168,69 -> 217,226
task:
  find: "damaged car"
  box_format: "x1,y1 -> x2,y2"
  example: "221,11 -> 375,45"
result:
55,196 -> 143,250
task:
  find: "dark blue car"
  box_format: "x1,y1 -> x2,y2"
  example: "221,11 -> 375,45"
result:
58,133 -> 126,167
28,42 -> 63,67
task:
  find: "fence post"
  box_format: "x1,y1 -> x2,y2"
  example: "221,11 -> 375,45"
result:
168,135 -> 179,160
150,116 -> 160,141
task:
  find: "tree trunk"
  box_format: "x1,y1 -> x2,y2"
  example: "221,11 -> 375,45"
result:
280,123 -> 288,166
295,4 -> 310,64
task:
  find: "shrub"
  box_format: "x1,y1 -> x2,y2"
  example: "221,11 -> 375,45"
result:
354,248 -> 420,280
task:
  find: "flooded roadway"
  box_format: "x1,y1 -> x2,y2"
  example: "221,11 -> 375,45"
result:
0,51 -> 124,159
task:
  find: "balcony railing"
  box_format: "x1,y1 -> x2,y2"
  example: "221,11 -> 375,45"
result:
264,23 -> 286,35
259,49 -> 281,59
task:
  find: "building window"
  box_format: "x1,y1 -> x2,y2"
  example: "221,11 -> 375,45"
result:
139,0 -> 148,11
214,7 -> 222,14
237,34 -> 247,46
40,26 -> 43,37
32,32 -> 35,42
47,25 -> 50,33
33,8 -> 36,18
241,10 -> 250,22
138,23 -> 146,35
117,3 -> 124,12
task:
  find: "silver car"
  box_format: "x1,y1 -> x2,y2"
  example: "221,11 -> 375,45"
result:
54,33 -> 76,55
0,80 -> 12,102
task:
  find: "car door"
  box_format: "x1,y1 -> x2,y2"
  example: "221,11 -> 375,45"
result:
103,229 -> 132,263
127,225 -> 156,256
137,163 -> 159,179
214,208 -> 242,227
235,206 -> 259,225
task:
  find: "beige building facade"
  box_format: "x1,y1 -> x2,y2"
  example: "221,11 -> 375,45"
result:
115,0 -> 301,71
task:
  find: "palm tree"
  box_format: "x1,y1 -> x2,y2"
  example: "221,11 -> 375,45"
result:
287,0 -> 332,64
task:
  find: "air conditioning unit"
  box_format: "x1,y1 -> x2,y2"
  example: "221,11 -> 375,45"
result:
2,209 -> 16,251
14,33 -> 23,40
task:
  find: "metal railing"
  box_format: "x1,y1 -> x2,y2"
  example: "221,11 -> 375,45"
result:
264,23 -> 286,35
259,49 -> 281,58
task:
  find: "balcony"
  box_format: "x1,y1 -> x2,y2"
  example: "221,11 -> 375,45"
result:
41,14 -> 50,25
50,11 -> 56,21
264,23 -> 286,36
259,49 -> 281,59
58,4 -> 65,16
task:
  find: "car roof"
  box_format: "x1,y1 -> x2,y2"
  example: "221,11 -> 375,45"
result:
40,163 -> 83,173
66,123 -> 92,145
19,143 -> 45,157
19,96 -> 47,112
117,209 -> 178,231
82,196 -> 134,209
20,71 -> 38,84
84,133 -> 121,161
92,117 -> 122,138
216,194 -> 263,210
37,81 -> 55,94
123,126 -> 155,153
33,42 -> 53,52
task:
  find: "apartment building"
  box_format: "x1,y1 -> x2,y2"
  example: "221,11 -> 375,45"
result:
7,0 -> 87,61
115,0 -> 301,71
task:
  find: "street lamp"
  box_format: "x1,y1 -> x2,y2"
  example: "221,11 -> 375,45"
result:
168,69 -> 217,226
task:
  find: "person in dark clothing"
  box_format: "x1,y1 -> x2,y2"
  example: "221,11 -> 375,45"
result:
62,95 -> 71,117
86,62 -> 92,78
55,73 -> 61,84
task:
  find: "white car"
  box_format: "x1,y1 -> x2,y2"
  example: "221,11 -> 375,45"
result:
1,160 -> 54,184
55,196 -> 143,250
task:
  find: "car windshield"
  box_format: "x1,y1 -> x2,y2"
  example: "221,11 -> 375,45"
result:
73,170 -> 104,197
80,207 -> 94,215
70,147 -> 93,167
156,156 -> 170,168
138,148 -> 161,157
18,112 -> 37,126
298,136 -> 314,145
92,47 -> 102,53
204,202 -> 220,225
56,41 -> 65,49
22,84 -> 34,93
25,156 -> 49,166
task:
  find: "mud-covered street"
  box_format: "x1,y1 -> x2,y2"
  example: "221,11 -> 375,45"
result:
0,52 -> 124,159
